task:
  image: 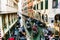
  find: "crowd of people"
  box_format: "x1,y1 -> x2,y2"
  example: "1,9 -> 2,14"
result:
25,17 -> 60,40
2,15 -> 60,40
7,16 -> 27,40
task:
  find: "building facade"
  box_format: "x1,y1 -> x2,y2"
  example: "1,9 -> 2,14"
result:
0,0 -> 18,39
33,0 -> 60,36
21,0 -> 60,36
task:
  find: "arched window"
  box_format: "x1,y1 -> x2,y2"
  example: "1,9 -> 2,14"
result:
55,14 -> 60,23
42,14 -> 44,21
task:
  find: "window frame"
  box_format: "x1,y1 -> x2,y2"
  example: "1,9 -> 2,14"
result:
41,1 -> 43,10
45,0 -> 48,9
52,0 -> 58,8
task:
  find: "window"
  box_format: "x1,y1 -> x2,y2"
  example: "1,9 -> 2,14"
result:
42,14 -> 44,21
12,14 -> 13,23
52,0 -> 58,8
8,15 -> 10,25
33,5 -> 36,10
38,12 -> 41,19
37,4 -> 38,9
45,0 -> 48,9
51,20 -> 54,23
41,2 -> 43,10
24,7 -> 27,10
24,3 -> 27,6
45,14 -> 48,22
2,15 -> 7,32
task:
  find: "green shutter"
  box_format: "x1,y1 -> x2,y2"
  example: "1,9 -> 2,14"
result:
37,4 -> 38,9
45,0 -> 48,9
56,0 -> 58,8
33,5 -> 35,10
41,2 -> 43,10
33,5 -> 36,10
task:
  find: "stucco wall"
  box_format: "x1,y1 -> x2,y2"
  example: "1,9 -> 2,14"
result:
0,0 -> 18,13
